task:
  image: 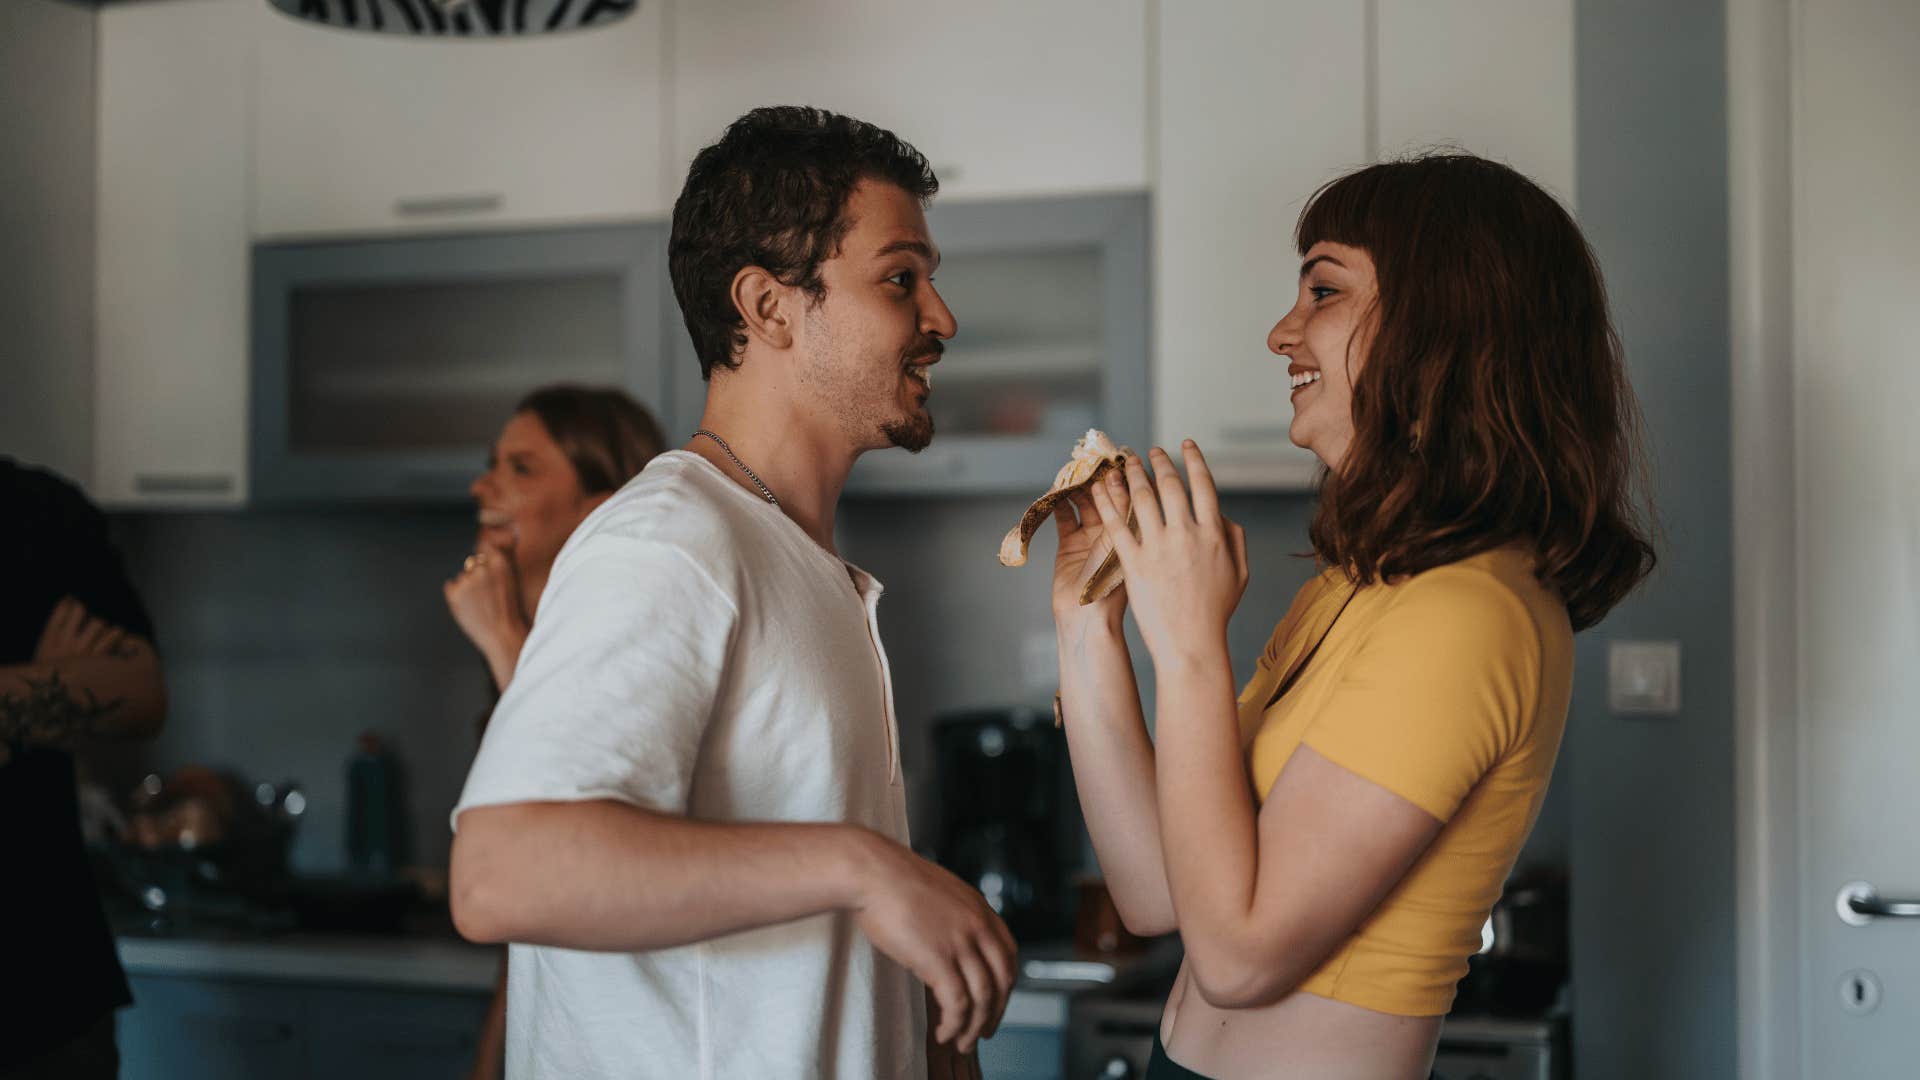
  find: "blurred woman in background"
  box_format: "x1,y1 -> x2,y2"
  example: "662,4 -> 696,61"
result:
445,384 -> 665,1080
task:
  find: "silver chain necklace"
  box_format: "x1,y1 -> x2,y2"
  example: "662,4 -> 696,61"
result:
693,430 -> 779,507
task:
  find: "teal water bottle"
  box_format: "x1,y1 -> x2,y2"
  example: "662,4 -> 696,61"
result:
345,731 -> 399,875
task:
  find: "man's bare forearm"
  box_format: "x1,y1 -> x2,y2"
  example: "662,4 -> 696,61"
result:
0,641 -> 166,748
450,799 -> 885,951
1057,619 -> 1178,934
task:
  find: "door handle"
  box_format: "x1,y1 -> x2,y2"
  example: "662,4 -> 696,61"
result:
1837,881 -> 1920,926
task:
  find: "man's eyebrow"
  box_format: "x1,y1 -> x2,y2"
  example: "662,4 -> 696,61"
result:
1299,254 -> 1347,277
876,239 -> 941,269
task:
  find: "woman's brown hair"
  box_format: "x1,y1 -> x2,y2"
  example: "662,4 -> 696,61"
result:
1298,152 -> 1656,631
514,384 -> 667,495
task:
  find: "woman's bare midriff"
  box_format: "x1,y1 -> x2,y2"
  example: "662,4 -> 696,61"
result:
1158,961 -> 1442,1079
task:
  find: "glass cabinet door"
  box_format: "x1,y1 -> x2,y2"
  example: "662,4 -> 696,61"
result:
668,193 -> 1149,496
252,225 -> 666,502
854,193 -> 1148,494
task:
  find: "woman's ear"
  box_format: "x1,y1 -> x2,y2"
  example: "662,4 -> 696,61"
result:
729,265 -> 795,352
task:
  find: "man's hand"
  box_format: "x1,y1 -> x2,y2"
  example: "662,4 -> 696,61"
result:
926,989 -> 987,1080
34,597 -> 132,662
852,837 -> 1017,1055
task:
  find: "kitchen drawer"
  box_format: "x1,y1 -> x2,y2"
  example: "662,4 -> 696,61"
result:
304,984 -> 491,1080
122,975 -> 310,1080
977,1024 -> 1065,1080
120,973 -> 489,1080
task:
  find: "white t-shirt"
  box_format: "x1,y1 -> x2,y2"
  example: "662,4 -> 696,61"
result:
454,451 -> 923,1080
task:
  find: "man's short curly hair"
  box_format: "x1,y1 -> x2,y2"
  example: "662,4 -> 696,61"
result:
668,106 -> 939,380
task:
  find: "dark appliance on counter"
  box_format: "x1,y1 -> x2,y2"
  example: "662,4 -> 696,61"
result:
1067,963 -> 1569,1080
1454,866 -> 1570,1017
929,707 -> 1080,941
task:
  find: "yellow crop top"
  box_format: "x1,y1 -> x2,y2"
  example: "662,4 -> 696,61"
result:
1236,546 -> 1573,1017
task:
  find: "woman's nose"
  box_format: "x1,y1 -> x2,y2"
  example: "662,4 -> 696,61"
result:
470,472 -> 491,501
1268,315 -> 1299,356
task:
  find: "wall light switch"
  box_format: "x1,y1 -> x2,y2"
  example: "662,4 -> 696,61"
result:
1608,640 -> 1682,716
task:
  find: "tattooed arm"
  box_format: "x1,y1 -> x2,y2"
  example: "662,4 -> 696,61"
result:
0,597 -> 166,763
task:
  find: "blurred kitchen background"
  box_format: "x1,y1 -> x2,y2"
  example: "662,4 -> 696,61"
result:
1,0 -> 1778,1078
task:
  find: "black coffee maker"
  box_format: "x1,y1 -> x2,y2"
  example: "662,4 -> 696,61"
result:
930,707 -> 1079,941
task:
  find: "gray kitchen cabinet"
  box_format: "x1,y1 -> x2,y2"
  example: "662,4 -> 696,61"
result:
977,1023 -> 1065,1080
121,974 -> 488,1080
304,984 -> 490,1080
121,975 -> 310,1080
250,223 -> 672,503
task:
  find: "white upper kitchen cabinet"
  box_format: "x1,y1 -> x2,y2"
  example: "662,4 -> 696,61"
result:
253,1 -> 668,239
94,0 -> 251,507
1375,0 -> 1576,205
1154,0 -> 1576,491
670,0 -> 1148,202
1153,1 -> 1367,490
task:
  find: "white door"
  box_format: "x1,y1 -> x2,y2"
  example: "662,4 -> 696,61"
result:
1793,0 -> 1920,1073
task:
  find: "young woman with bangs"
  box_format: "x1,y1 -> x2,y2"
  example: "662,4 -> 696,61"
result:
1049,153 -> 1657,1079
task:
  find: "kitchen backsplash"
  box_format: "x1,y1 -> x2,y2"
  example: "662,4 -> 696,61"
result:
105,487 -> 1569,875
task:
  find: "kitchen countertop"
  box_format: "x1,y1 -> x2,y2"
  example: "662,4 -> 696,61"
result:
116,931 -> 500,993
114,931 -> 1175,1028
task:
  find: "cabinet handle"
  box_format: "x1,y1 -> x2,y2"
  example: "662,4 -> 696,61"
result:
394,193 -> 504,217
134,472 -> 236,495
184,1014 -> 295,1045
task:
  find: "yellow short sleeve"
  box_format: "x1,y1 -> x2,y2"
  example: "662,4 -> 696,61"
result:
1299,567 -> 1542,823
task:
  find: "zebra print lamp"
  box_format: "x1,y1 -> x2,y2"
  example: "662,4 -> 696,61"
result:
265,0 -> 638,36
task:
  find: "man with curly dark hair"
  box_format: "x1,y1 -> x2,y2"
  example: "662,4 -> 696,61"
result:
452,107 -> 1009,1080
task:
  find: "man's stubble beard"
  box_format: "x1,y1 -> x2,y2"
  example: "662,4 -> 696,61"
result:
883,410 -> 934,453
800,305 -> 937,455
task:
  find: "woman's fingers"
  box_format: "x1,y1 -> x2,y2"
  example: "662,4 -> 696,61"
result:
1119,454 -> 1163,537
1231,521 -> 1249,587
1147,447 -> 1191,526
1089,475 -> 1141,565
1182,441 -> 1222,524
1052,501 -> 1080,543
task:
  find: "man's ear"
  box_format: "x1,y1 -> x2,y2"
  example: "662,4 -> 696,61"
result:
730,265 -> 795,352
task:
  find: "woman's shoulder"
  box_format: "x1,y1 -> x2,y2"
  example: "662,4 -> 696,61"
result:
1375,546 -> 1570,645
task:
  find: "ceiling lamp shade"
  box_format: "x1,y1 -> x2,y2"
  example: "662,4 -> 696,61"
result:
265,0 -> 638,37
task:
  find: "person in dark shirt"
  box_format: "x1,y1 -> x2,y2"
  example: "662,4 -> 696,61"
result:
1,458 -> 167,1079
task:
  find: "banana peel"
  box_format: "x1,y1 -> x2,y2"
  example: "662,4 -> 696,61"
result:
997,429 -> 1136,605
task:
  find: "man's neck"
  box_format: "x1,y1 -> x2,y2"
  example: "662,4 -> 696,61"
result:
687,390 -> 856,554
